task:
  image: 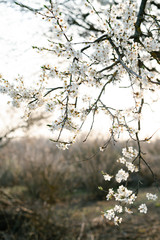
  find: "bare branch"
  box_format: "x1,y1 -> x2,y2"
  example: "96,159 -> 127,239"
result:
14,1 -> 43,12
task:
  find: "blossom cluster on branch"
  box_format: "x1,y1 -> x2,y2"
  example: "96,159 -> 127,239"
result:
101,146 -> 158,225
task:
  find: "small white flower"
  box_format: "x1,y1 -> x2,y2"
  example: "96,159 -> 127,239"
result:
122,147 -> 138,159
99,147 -> 104,152
106,188 -> 114,200
138,204 -> 147,214
126,162 -> 138,172
146,193 -> 158,201
114,216 -> 122,225
127,194 -> 137,204
114,185 -> 137,204
115,169 -> 129,183
56,143 -> 69,150
104,209 -> 115,220
103,174 -> 113,181
114,205 -> 123,213
125,207 -> 133,214
117,157 -> 126,164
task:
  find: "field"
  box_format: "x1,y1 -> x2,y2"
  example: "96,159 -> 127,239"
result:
0,137 -> 160,239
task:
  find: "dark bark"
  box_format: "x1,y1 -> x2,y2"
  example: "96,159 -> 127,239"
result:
134,0 -> 148,40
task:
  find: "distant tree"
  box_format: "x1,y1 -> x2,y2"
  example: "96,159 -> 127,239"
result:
0,111 -> 49,148
0,0 -> 160,225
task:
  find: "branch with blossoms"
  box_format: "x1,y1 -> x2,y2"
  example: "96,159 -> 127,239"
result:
0,0 -> 160,225
100,145 -> 158,225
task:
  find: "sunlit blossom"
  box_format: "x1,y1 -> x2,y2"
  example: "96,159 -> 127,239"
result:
138,204 -> 147,214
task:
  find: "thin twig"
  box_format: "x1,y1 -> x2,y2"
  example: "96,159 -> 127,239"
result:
77,222 -> 85,240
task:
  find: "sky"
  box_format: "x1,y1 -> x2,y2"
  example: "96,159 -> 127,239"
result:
0,0 -> 160,141
0,0 -> 48,80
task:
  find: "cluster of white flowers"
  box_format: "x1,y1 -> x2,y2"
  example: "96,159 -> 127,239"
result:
115,169 -> 129,183
114,185 -> 137,204
103,184 -> 159,224
56,142 -> 70,150
146,193 -> 158,201
104,185 -> 136,224
117,156 -> 138,173
101,146 -> 158,225
122,147 -> 138,160
104,190 -> 157,224
138,204 -> 147,214
104,209 -> 122,225
126,162 -> 138,173
106,188 -> 114,200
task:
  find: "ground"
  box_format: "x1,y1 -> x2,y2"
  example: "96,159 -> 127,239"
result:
0,187 -> 159,240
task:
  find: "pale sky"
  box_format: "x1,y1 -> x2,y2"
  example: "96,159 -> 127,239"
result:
1,0 -> 160,141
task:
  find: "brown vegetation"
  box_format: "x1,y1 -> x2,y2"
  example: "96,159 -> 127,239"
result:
0,137 -> 159,239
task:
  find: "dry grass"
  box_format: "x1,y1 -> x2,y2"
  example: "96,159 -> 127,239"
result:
0,137 -> 159,201
0,137 -> 120,201
0,137 -> 160,239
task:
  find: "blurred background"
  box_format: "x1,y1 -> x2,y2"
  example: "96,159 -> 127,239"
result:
0,137 -> 160,239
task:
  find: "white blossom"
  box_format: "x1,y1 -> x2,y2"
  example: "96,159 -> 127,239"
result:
138,204 -> 147,214
56,143 -> 70,150
126,162 -> 138,172
99,147 -> 104,152
114,205 -> 123,213
106,188 -> 114,200
122,147 -> 138,159
125,207 -> 133,214
115,169 -> 129,183
114,185 -> 137,204
114,216 -> 122,226
146,193 -> 158,201
103,174 -> 113,181
117,157 -> 126,164
104,209 -> 115,220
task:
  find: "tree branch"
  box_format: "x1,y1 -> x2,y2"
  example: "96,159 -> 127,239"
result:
14,1 -> 43,12
133,0 -> 148,39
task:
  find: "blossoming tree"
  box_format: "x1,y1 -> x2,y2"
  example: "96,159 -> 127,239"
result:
0,0 -> 160,225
